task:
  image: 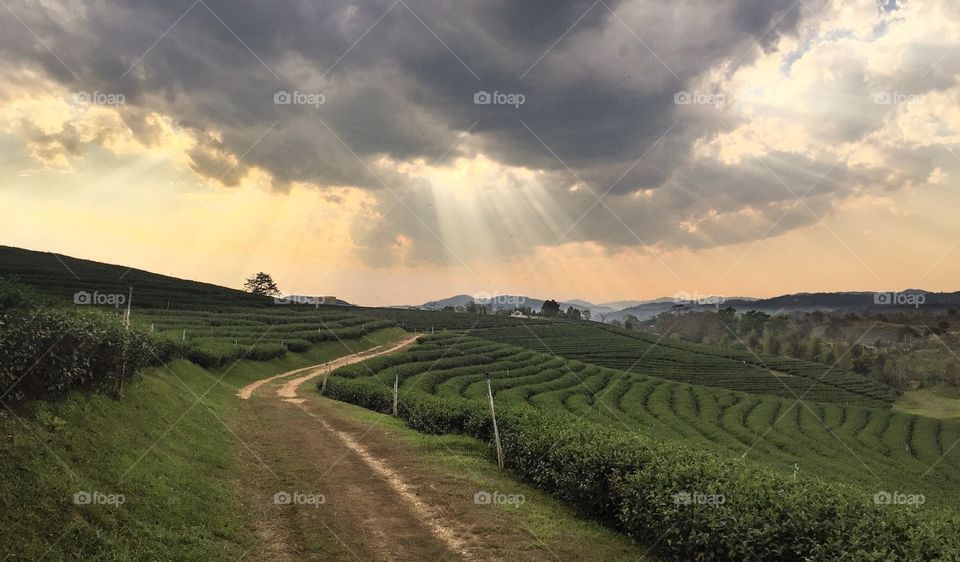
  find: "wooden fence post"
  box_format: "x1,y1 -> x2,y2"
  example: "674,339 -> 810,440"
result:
393,374 -> 399,417
487,378 -> 504,469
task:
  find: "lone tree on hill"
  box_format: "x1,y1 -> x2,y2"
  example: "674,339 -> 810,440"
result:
541,299 -> 561,317
243,272 -> 281,297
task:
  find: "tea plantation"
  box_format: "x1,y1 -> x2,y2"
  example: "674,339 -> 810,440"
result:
470,323 -> 899,406
329,332 -> 957,503
325,332 -> 960,559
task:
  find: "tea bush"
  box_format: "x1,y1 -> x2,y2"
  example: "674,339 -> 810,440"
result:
0,305 -> 185,403
323,376 -> 960,560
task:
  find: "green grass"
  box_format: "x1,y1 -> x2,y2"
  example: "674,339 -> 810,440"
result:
0,328 -> 404,561
894,388 -> 960,419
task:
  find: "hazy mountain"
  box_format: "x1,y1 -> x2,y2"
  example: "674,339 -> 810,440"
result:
607,290 -> 960,322
606,300 -> 688,322
599,298 -> 675,310
416,290 -> 960,323
719,290 -> 960,312
419,294 -> 609,316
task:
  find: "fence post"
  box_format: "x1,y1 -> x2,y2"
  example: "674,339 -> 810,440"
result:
320,371 -> 328,394
487,378 -> 504,469
124,286 -> 133,329
393,373 -> 399,417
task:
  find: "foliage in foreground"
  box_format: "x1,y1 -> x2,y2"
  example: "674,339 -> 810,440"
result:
323,375 -> 960,561
0,282 -> 186,403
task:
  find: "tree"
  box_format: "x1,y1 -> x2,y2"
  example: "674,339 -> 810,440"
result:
566,306 -> 581,320
581,309 -> 592,321
740,310 -> 770,336
466,301 -> 490,315
541,299 -> 561,317
717,307 -> 738,332
243,272 -> 280,296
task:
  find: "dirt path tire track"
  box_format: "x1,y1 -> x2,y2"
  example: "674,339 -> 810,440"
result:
277,335 -> 418,398
237,335 -> 418,400
237,334 -> 483,560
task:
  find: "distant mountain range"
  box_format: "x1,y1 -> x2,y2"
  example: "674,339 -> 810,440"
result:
418,294 -> 611,316
408,290 -> 960,321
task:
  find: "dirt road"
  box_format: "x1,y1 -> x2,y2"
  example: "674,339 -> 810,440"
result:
237,335 -> 419,400
232,335 -> 643,561
235,335 -> 481,561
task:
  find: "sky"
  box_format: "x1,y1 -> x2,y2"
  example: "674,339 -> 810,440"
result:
0,0 -> 957,306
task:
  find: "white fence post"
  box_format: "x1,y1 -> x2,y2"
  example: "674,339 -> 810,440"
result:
124,286 -> 133,329
487,378 -> 504,469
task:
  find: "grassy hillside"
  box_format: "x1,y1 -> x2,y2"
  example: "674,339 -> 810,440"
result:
3,245 -> 956,559
0,247 -> 397,383
0,245 -> 276,309
329,332 -> 960,510
0,329 -> 408,560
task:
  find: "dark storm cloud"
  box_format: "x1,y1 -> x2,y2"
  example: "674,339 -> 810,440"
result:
0,0 -> 813,176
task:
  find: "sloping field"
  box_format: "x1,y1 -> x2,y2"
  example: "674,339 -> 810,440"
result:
0,245 -> 272,309
471,323 -> 899,406
331,332 -> 960,509
135,308 -> 394,356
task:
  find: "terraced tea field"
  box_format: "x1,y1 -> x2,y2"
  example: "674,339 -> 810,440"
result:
358,306 -> 540,332
124,308 -> 394,367
136,308 -> 393,346
472,323 -> 899,406
331,332 -> 960,509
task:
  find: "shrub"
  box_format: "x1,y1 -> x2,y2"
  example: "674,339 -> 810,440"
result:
284,339 -> 312,353
246,342 -> 287,361
186,342 -> 244,368
0,305 -> 187,403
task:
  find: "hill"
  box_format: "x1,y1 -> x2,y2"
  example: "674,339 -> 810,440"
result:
419,294 -> 614,317
608,290 -> 960,322
0,245 -> 272,309
0,245 -> 361,309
